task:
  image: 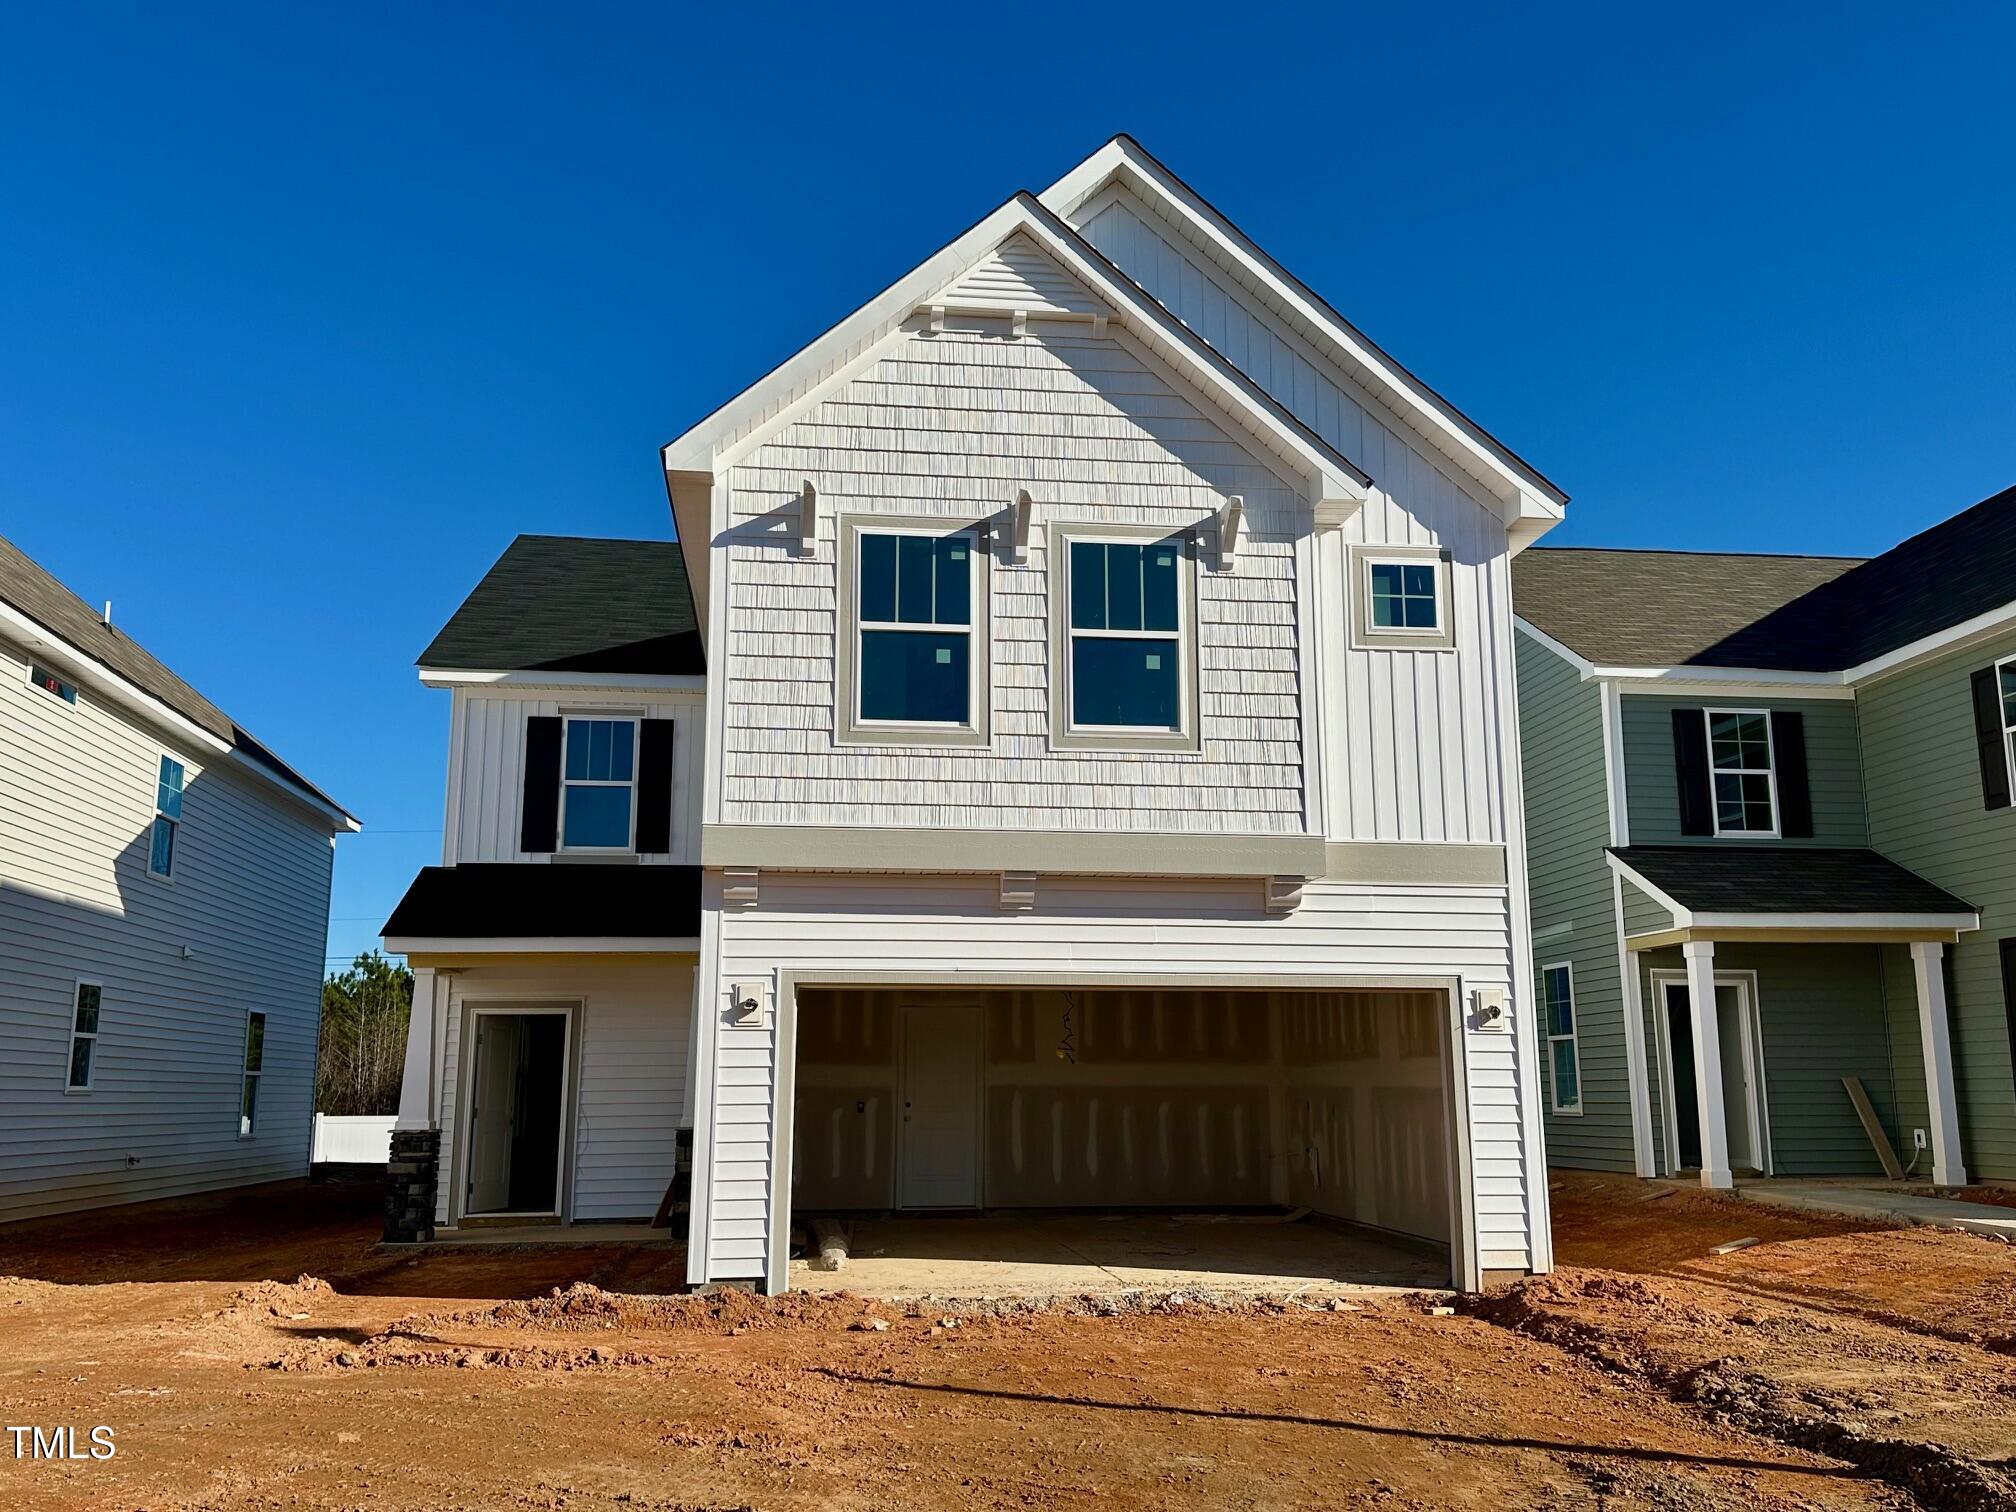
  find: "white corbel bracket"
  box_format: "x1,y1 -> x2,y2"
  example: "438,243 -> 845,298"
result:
1009,489 -> 1034,564
1009,309 -> 1027,340
797,480 -> 818,556
1265,875 -> 1304,915
1000,872 -> 1036,911
723,867 -> 760,909
1216,494 -> 1244,571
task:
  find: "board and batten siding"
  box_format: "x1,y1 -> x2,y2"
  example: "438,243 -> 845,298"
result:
721,318 -> 1310,833
1515,630 -> 1635,1171
1622,694 -> 1868,847
1077,185 -> 1512,845
444,686 -> 704,864
1858,625 -> 2016,1180
432,961 -> 694,1224
0,635 -> 334,1221
697,872 -> 1533,1281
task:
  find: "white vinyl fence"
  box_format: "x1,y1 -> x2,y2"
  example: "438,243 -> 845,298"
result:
311,1113 -> 397,1166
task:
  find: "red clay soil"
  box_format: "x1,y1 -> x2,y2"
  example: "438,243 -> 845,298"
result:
0,1178 -> 1910,1510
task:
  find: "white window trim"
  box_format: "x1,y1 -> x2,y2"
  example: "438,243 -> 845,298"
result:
238,1010 -> 265,1139
851,523 -> 982,735
1541,961 -> 1583,1116
1062,533 -> 1190,739
557,713 -> 641,855
147,754 -> 184,884
66,978 -> 102,1093
1361,552 -> 1445,637
1998,654 -> 2016,799
1705,706 -> 1780,839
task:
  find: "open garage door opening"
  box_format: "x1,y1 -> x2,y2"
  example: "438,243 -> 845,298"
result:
789,985 -> 1460,1293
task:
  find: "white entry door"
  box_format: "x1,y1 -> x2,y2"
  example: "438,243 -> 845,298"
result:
899,1005 -> 981,1208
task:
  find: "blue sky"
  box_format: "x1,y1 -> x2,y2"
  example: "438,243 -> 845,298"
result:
3,4 -> 2012,969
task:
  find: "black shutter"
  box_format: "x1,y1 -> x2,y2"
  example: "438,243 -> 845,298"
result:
520,716 -> 562,852
1972,667 -> 2012,811
1769,709 -> 1813,838
636,718 -> 675,854
2000,939 -> 2016,1108
1672,708 -> 1714,836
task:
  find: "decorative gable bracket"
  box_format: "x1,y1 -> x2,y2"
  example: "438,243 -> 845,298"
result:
1215,494 -> 1244,571
1007,489 -> 1035,564
796,480 -> 818,556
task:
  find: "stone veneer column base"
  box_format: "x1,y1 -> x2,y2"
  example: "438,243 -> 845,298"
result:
383,1129 -> 441,1243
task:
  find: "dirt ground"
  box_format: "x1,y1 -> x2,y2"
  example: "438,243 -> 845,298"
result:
0,1175 -> 2009,1509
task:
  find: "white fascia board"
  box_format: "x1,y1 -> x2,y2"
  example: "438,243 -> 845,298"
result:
386,936 -> 702,957
1843,599 -> 2016,686
1601,852 -> 1692,926
1041,137 -> 1568,523
1594,661 -> 1852,699
0,599 -> 357,833
417,667 -> 708,693
1687,910 -> 1981,934
1511,616 -> 1597,678
660,193 -> 1371,522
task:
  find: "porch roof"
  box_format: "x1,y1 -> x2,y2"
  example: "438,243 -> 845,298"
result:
1608,845 -> 1978,945
382,863 -> 702,955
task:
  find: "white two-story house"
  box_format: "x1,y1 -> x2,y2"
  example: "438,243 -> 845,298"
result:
0,533 -> 356,1221
386,138 -> 1568,1292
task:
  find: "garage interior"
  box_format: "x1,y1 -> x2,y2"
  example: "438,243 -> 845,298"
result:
790,985 -> 1457,1294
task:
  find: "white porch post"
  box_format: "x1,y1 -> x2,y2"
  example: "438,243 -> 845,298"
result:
1910,941 -> 1968,1188
394,966 -> 440,1131
1682,940 -> 1732,1190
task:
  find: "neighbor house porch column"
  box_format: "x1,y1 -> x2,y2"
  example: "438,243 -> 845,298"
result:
1682,940 -> 1733,1190
1910,941 -> 1968,1188
386,966 -> 444,1243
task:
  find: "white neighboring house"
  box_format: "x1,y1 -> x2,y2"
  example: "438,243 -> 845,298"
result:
0,533 -> 357,1222
387,138 -> 1568,1291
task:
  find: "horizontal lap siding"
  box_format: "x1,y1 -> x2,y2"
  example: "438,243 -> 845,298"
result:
1858,628 -> 2016,1178
0,639 -> 333,1220
1623,694 -> 1867,846
433,962 -> 693,1225
723,324 -> 1307,832
701,873 -> 1531,1279
448,688 -> 704,864
1079,188 -> 1508,844
1516,632 -> 1635,1171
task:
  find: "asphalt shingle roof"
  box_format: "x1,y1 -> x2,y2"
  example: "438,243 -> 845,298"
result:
419,535 -> 703,675
1515,483 -> 2016,673
1611,845 -> 1974,919
383,863 -> 702,939
0,532 -> 351,821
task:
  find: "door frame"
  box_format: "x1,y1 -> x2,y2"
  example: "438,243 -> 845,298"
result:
894,999 -> 986,1210
454,998 -> 581,1224
1649,968 -> 1771,1177
756,969 -> 1478,1297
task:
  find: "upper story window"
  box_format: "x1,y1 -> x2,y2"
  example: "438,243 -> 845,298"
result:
561,717 -> 637,850
2000,658 -> 2016,794
856,529 -> 975,727
1350,545 -> 1455,652
1706,709 -> 1777,837
149,756 -> 185,877
29,663 -> 77,704
1048,526 -> 1197,753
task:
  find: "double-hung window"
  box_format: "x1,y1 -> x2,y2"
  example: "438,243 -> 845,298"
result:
854,528 -> 977,729
239,1011 -> 265,1137
1541,964 -> 1581,1114
2000,657 -> 2016,791
561,717 -> 637,850
150,756 -> 185,877
67,982 -> 101,1090
1706,708 -> 1777,836
1066,538 -> 1184,732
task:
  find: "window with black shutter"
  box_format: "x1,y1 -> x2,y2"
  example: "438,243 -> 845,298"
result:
1973,663 -> 2015,811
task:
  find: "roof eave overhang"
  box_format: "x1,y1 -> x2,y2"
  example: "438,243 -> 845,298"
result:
1040,135 -> 1569,523
416,666 -> 706,692
387,936 -> 701,959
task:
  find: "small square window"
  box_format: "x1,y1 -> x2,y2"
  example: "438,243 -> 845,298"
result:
1354,550 -> 1452,650
1370,561 -> 1440,630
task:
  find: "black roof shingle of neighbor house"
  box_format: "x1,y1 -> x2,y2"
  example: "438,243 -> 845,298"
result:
420,534 -> 704,676
383,863 -> 703,939
1610,845 -> 1975,919
0,531 -> 352,820
1514,482 -> 2016,672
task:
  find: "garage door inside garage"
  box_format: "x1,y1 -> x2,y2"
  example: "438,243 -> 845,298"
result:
791,986 -> 1456,1285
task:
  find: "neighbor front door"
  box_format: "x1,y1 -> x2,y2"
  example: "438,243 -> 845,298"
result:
1664,981 -> 1761,1173
899,1005 -> 981,1208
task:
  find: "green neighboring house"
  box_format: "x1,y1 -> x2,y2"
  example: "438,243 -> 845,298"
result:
1513,484 -> 2016,1190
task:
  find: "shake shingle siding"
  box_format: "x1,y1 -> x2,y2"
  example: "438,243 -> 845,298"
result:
1859,625 -> 2016,1179
1516,630 -> 1634,1170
